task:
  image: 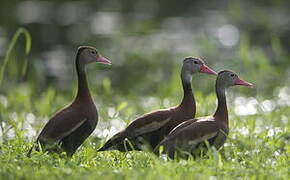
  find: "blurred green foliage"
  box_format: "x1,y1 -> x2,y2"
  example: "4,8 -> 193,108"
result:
0,0 -> 289,97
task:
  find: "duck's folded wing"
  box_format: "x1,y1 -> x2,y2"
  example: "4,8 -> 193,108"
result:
159,120 -> 219,151
126,109 -> 172,138
38,108 -> 87,143
168,116 -> 214,136
168,118 -> 197,135
98,110 -> 171,151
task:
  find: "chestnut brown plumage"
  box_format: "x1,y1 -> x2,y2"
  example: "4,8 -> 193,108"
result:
98,57 -> 217,152
27,46 -> 111,157
154,70 -> 252,159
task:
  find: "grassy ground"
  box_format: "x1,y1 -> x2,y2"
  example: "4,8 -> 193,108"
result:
0,85 -> 289,180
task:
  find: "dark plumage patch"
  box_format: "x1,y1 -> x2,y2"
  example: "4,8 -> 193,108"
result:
76,46 -> 98,59
76,46 -> 86,57
183,57 -> 201,62
218,70 -> 234,75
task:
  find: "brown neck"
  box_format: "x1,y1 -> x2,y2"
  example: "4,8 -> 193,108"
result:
214,81 -> 228,125
179,71 -> 196,116
75,58 -> 92,102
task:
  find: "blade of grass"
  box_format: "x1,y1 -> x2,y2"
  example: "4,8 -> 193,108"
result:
0,27 -> 31,86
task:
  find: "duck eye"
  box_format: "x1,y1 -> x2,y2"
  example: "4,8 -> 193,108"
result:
194,61 -> 198,64
230,74 -> 235,77
91,51 -> 96,54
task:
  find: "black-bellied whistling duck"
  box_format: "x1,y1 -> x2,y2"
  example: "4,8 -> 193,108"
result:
27,46 -> 111,157
154,70 -> 252,159
98,57 -> 217,152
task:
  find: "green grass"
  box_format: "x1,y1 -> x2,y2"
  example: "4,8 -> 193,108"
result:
0,29 -> 289,179
0,85 -> 289,180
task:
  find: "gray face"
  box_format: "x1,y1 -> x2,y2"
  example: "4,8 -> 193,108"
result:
182,57 -> 205,74
217,70 -> 239,87
78,47 -> 100,64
